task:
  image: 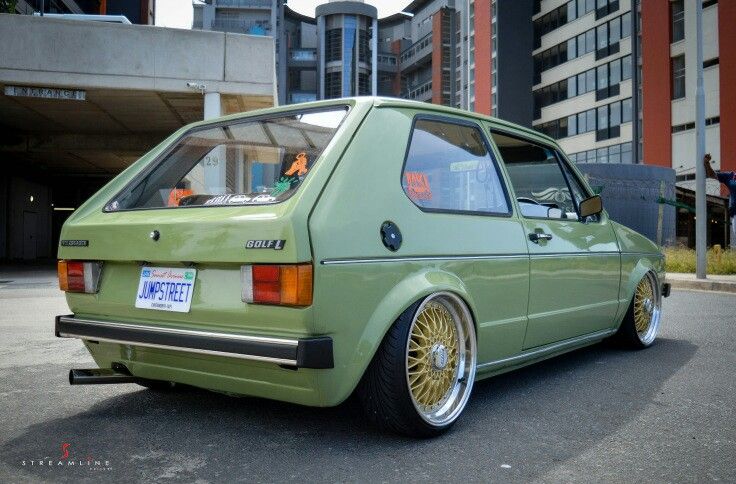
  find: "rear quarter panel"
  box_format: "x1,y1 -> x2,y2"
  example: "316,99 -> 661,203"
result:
309,106 -> 530,404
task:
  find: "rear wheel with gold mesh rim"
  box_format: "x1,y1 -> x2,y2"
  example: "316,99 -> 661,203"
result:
615,272 -> 661,348
357,293 -> 477,437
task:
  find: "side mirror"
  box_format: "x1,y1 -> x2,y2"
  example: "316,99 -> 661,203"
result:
579,195 -> 603,219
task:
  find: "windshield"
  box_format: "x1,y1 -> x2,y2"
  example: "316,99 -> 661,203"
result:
105,107 -> 348,211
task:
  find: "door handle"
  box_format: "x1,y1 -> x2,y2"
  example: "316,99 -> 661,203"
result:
529,232 -> 553,243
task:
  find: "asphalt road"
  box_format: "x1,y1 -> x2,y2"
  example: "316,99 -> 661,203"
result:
0,269 -> 734,483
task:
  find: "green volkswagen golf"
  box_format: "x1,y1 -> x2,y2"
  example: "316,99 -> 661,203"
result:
56,97 -> 668,437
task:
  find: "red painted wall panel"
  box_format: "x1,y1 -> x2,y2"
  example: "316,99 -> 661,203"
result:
431,12 -> 443,105
474,0 -> 492,115
719,1 -> 736,173
391,39 -> 403,97
641,1 -> 672,167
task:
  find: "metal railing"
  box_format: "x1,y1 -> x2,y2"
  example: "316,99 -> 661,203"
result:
215,0 -> 272,8
211,19 -> 272,35
399,32 -> 432,63
289,49 -> 317,62
403,78 -> 432,100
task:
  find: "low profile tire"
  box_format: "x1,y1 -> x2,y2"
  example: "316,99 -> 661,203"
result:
615,272 -> 662,349
357,292 -> 477,437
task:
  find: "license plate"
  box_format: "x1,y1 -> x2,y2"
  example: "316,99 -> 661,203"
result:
135,267 -> 197,313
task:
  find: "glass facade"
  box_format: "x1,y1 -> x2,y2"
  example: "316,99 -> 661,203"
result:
342,15 -> 357,97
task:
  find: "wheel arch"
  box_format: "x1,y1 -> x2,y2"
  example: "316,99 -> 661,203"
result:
616,255 -> 664,330
335,268 -> 478,404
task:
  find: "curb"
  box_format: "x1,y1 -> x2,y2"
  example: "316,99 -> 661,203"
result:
667,279 -> 736,294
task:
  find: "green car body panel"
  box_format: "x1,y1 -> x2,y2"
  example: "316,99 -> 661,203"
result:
57,97 -> 665,407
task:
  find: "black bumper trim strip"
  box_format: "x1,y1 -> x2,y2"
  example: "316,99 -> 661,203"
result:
55,315 -> 333,369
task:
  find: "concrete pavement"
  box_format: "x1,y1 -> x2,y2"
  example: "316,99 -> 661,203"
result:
667,272 -> 736,293
0,272 -> 734,483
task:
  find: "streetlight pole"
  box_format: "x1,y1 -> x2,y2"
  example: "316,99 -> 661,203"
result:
695,0 -> 707,279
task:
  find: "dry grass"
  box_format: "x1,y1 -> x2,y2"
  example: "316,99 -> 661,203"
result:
664,246 -> 736,275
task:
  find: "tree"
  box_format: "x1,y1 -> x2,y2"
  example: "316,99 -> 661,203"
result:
0,0 -> 18,14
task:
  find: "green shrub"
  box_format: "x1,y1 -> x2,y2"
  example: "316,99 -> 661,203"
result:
664,246 -> 736,275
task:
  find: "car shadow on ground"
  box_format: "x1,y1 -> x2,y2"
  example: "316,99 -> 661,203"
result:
1,337 -> 696,483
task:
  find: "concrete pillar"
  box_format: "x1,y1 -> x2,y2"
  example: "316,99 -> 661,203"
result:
371,17 -> 378,96
204,91 -> 221,120
203,91 -> 226,194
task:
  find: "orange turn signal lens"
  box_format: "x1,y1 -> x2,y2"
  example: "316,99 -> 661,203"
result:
242,263 -> 312,306
58,260 -> 69,291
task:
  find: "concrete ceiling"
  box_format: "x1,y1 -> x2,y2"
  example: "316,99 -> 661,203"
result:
0,85 -> 273,175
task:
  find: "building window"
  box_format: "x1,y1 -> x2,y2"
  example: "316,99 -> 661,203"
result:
533,12 -> 631,80
672,55 -> 686,100
533,98 -> 631,140
325,29 -> 342,62
325,71 -> 341,99
704,57 -> 719,69
358,29 -> 370,63
671,0 -> 685,43
358,73 -> 370,95
568,142 -> 632,164
532,55 -> 631,117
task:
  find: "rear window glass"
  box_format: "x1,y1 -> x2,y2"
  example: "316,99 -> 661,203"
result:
105,107 -> 347,211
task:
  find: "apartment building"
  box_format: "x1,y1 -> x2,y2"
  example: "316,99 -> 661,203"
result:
192,1 -> 732,177
14,0 -> 154,23
641,0 -> 734,191
193,0 -> 476,108
528,0 -> 637,165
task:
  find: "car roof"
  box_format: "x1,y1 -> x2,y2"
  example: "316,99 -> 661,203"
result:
184,96 -> 558,148
368,97 -> 556,145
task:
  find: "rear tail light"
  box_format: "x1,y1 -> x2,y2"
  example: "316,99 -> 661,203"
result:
58,260 -> 102,293
241,263 -> 313,306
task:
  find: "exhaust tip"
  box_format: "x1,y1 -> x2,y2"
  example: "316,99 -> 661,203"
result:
69,368 -> 138,385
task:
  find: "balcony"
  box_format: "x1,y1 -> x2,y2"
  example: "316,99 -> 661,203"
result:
399,32 -> 432,74
289,91 -> 317,104
403,77 -> 432,102
211,19 -> 271,35
215,0 -> 273,8
377,53 -> 398,73
288,48 -> 317,67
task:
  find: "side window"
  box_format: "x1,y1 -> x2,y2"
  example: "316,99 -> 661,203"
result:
558,154 -> 600,222
557,155 -> 588,208
402,118 -> 509,215
490,131 -> 583,220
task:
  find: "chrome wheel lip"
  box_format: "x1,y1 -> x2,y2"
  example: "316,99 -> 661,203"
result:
636,272 -> 661,346
405,292 -> 477,427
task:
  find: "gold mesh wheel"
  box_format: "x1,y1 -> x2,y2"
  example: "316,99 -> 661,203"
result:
404,293 -> 476,426
632,273 -> 661,345
407,301 -> 459,411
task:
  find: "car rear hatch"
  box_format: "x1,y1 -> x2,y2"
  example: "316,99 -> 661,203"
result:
57,101 -> 366,337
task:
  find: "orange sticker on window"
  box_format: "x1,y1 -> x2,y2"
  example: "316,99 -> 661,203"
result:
405,172 -> 432,200
167,188 -> 193,207
285,152 -> 309,176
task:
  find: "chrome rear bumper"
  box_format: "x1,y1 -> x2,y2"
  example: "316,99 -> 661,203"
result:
55,314 -> 334,369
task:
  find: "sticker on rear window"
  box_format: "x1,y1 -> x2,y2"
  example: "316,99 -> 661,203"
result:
285,152 -> 309,176
202,194 -> 276,205
404,172 -> 433,201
